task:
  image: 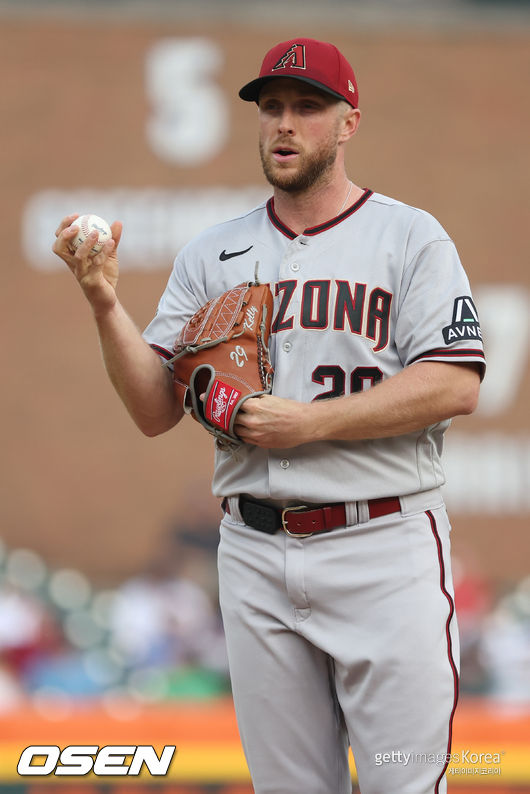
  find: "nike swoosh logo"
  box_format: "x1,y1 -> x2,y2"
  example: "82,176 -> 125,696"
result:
219,245 -> 253,261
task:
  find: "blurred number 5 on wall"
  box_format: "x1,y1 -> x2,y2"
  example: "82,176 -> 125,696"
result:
145,38 -> 229,167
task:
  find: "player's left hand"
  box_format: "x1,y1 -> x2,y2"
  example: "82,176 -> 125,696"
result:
233,394 -> 313,449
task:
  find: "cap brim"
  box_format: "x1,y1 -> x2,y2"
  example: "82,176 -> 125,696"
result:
239,75 -> 350,105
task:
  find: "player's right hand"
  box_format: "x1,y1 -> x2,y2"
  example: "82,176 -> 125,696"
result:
53,214 -> 123,314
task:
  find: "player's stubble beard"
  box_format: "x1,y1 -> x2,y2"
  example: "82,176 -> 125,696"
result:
259,126 -> 340,194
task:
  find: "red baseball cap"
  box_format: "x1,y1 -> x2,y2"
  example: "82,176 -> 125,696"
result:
239,38 -> 359,108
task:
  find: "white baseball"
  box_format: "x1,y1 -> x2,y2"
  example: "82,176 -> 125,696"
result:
70,214 -> 112,255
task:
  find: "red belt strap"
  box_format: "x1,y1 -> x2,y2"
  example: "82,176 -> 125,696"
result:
368,496 -> 402,521
224,495 -> 401,536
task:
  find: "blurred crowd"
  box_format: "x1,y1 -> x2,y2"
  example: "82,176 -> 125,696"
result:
0,529 -> 529,713
452,551 -> 530,702
0,526 -> 229,713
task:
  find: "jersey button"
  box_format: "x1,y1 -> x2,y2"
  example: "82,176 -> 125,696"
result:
290,263 -> 300,272
282,341 -> 292,352
280,459 -> 290,469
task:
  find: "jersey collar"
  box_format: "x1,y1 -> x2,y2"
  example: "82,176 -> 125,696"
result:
266,188 -> 373,240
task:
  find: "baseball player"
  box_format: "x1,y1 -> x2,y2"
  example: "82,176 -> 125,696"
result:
54,37 -> 485,794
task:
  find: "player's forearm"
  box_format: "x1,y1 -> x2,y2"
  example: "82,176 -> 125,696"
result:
234,362 -> 480,449
311,361 -> 480,442
94,300 -> 183,436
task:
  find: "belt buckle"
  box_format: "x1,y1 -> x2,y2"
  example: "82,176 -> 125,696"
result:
281,505 -> 312,538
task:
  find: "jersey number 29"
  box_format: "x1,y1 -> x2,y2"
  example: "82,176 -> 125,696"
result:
312,366 -> 383,400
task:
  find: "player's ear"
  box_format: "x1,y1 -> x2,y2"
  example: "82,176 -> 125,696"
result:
338,105 -> 361,143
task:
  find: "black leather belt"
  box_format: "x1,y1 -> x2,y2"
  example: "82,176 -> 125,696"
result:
223,495 -> 402,538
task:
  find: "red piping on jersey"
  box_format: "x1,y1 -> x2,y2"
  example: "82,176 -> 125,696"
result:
266,188 -> 373,239
150,343 -> 173,361
411,347 -> 486,380
426,510 -> 459,794
412,347 -> 485,363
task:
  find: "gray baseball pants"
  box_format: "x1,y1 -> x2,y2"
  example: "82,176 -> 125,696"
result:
218,490 -> 458,794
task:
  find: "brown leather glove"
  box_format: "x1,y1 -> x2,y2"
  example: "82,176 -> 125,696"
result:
166,278 -> 274,449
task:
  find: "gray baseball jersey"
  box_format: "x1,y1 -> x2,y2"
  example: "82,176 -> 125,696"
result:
143,189 -> 485,503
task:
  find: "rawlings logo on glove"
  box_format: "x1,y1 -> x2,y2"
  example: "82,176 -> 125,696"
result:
164,270 -> 274,449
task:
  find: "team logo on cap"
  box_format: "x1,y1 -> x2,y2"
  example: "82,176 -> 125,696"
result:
348,79 -> 355,94
272,43 -> 306,71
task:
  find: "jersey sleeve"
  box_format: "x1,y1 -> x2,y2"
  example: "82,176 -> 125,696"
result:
142,253 -> 204,365
395,237 -> 486,379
